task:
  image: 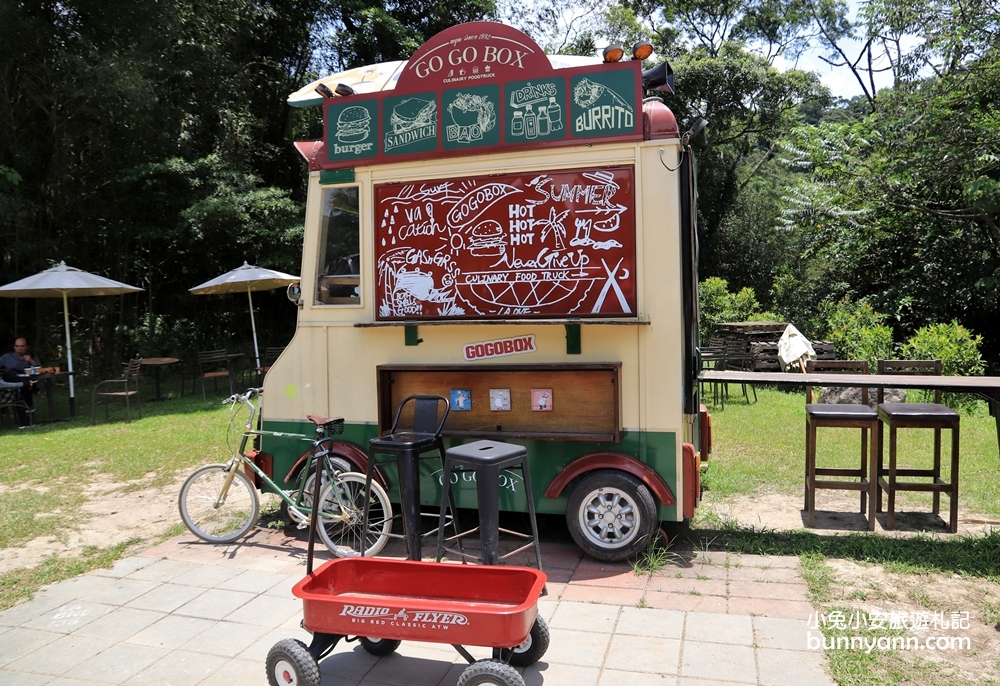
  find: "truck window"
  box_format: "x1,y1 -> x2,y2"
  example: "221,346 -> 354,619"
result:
316,186 -> 361,306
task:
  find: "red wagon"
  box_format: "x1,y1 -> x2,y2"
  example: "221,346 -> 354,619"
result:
268,557 -> 550,686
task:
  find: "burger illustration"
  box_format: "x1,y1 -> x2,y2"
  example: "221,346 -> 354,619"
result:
336,106 -> 371,143
465,220 -> 506,257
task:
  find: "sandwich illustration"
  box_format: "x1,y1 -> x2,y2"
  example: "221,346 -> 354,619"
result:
336,106 -> 371,143
390,97 -> 436,134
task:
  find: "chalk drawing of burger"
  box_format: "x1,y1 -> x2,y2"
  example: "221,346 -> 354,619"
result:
336,106 -> 371,143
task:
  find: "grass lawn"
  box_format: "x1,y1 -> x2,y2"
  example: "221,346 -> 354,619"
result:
0,373 -> 241,607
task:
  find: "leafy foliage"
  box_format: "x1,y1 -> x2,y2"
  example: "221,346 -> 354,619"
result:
902,322 -> 986,379
820,300 -> 894,372
698,277 -> 779,342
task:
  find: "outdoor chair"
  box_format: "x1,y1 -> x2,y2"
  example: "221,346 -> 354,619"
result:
876,360 -> 959,533
257,346 -> 284,376
196,349 -> 234,400
699,342 -> 726,406
1,376 -> 33,428
365,395 -> 457,560
722,338 -> 756,404
804,360 -> 879,530
92,358 -> 143,424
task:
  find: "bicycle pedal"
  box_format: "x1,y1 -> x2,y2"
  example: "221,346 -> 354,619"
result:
296,521 -> 310,530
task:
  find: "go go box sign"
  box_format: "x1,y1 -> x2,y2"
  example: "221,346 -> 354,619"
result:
463,335 -> 537,361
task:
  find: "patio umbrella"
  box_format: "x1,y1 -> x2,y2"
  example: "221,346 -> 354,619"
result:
0,261 -> 143,410
189,262 -> 299,370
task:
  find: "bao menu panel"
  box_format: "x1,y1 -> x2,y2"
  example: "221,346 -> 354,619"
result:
377,364 -> 621,442
374,166 -> 637,320
323,23 -> 642,167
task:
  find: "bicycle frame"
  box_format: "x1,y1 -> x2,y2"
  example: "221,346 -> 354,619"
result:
217,392 -> 350,524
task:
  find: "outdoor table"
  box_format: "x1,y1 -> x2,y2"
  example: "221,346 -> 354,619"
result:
700,370 -> 1000,456
140,357 -> 181,401
16,370 -> 77,421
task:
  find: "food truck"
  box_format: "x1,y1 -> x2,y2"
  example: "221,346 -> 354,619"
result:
260,22 -> 709,561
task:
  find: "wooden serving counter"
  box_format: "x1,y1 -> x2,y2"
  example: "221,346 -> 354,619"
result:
377,363 -> 620,442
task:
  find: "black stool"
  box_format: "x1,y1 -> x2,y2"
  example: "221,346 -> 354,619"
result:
365,395 -> 451,560
435,439 -> 543,568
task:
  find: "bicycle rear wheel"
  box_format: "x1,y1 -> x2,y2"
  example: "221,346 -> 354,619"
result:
317,473 -> 392,557
179,464 -> 259,543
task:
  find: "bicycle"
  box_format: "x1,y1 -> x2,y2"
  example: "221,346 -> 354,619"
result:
178,388 -> 392,557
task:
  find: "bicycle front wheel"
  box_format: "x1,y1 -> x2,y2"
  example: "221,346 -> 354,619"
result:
179,464 -> 259,543
317,473 -> 392,557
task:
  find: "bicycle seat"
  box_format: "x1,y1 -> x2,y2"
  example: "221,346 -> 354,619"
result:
306,414 -> 345,431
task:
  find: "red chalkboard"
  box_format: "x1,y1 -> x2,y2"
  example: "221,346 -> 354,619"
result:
374,166 -> 637,320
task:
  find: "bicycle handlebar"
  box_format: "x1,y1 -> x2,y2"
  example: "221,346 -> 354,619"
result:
222,387 -> 265,405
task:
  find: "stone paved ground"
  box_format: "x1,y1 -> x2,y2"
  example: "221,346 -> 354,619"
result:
0,527 -> 836,685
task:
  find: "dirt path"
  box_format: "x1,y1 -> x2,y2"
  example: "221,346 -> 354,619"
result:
0,474 -> 189,575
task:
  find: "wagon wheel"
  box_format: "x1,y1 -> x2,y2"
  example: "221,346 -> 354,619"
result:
359,636 -> 402,655
266,638 -> 320,686
499,616 -> 549,666
457,659 -> 524,686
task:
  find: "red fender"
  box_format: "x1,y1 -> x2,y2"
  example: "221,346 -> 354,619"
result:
682,443 -> 700,519
543,452 -> 676,506
283,440 -> 388,489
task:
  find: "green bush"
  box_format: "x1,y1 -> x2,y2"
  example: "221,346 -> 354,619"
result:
901,321 -> 985,377
822,299 -> 894,371
901,321 -> 985,410
699,277 -> 763,342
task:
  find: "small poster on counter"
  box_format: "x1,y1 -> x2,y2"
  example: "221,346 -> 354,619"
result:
489,388 -> 511,411
530,388 -> 553,411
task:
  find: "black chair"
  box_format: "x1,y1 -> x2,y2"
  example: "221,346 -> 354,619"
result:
804,360 -> 879,530
196,350 -> 233,400
722,338 -> 756,404
435,439 -> 543,569
92,358 -> 143,423
364,395 -> 453,560
1,376 -> 33,428
876,360 -> 959,533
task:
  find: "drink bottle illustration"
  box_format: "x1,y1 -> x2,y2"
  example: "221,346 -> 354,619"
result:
511,110 -> 524,137
538,105 -> 550,136
525,105 -> 537,139
548,97 -> 563,131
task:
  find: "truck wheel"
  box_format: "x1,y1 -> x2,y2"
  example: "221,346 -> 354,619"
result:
358,636 -> 401,655
566,470 -> 658,561
457,659 -> 524,686
266,638 -> 320,686
499,615 -> 549,666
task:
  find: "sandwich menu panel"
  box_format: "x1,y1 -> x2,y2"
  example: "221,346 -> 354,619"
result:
373,166 -> 637,321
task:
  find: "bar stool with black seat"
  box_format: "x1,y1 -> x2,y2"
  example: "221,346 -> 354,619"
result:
804,360 -> 879,530
876,360 -> 960,533
435,439 -> 543,569
364,395 -> 451,560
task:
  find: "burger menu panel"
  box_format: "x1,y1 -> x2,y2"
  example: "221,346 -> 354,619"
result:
373,166 -> 637,321
326,100 -> 379,163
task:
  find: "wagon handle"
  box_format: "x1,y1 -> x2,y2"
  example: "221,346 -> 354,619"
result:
306,442 -> 325,575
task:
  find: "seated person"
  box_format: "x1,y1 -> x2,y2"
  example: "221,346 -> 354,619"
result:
0,337 -> 40,427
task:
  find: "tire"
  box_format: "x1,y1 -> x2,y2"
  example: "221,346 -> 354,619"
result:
457,659 -> 524,686
358,636 -> 401,656
499,615 -> 549,666
317,473 -> 393,557
566,469 -> 658,561
179,464 -> 259,543
266,638 -> 320,686
286,457 -> 354,525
